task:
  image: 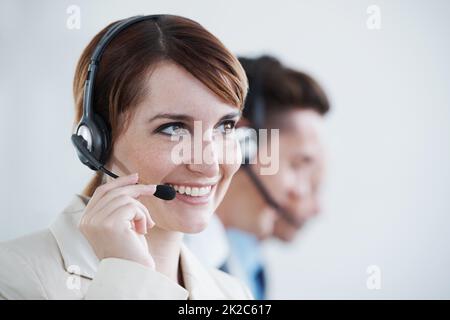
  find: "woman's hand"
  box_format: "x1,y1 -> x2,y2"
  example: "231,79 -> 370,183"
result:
79,173 -> 157,269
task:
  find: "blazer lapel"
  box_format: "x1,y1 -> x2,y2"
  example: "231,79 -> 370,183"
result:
180,243 -> 227,299
49,195 -> 228,299
49,194 -> 99,279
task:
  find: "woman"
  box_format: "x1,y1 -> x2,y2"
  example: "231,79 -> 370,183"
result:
0,15 -> 251,299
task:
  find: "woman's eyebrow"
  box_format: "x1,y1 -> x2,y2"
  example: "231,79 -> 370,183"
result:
148,113 -> 193,123
216,111 -> 241,123
148,111 -> 241,123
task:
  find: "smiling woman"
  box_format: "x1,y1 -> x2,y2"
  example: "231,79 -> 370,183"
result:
0,14 -> 251,300
74,15 -> 248,198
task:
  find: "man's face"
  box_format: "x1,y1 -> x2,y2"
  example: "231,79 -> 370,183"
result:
258,109 -> 326,242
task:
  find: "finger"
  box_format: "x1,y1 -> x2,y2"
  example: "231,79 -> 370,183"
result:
91,184 -> 156,215
90,195 -> 154,227
89,195 -> 136,225
87,173 -> 139,210
133,199 -> 155,229
106,203 -> 148,234
133,205 -> 148,235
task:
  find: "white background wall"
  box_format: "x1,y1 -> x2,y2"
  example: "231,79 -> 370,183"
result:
1,0 -> 449,299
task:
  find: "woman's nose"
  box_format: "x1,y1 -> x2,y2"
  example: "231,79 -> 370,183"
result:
186,139 -> 220,178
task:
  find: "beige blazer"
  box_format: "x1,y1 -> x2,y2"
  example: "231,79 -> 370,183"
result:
0,195 -> 253,300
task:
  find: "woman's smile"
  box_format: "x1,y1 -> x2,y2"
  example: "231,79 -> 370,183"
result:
165,181 -> 219,206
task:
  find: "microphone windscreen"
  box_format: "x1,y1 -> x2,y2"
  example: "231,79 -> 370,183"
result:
154,184 -> 176,200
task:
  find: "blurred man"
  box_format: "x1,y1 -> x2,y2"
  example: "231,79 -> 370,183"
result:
186,55 -> 330,299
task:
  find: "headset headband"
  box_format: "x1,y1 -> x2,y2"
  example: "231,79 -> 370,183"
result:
83,15 -> 162,120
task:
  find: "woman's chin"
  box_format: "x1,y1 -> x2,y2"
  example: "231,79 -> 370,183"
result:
168,198 -> 216,233
178,214 -> 211,234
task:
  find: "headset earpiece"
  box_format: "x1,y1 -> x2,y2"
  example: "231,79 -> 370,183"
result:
72,114 -> 110,171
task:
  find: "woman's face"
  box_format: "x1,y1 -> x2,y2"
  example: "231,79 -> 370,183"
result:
109,61 -> 242,233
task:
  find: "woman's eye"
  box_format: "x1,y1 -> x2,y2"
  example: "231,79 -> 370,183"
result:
157,123 -> 190,136
216,120 -> 236,135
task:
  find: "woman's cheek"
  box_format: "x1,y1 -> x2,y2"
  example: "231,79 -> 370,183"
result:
132,142 -> 173,183
219,137 -> 242,178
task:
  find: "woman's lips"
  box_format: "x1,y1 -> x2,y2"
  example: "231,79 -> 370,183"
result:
174,191 -> 212,205
165,183 -> 217,206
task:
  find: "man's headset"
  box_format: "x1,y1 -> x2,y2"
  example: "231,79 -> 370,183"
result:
235,58 -> 302,228
71,15 -> 175,201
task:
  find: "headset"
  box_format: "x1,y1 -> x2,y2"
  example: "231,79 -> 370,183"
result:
71,15 -> 175,200
236,58 -> 302,228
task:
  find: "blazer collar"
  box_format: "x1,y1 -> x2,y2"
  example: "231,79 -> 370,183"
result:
49,194 -> 99,279
50,194 -> 227,299
180,243 -> 227,299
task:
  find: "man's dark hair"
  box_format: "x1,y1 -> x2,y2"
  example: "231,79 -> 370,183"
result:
239,55 -> 330,128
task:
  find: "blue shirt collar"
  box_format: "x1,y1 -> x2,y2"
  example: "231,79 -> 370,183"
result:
226,228 -> 263,275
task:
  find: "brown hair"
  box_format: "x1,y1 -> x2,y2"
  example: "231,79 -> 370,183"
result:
72,15 -> 248,197
238,55 -> 329,128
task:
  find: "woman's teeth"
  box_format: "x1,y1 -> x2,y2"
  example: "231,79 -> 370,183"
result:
168,184 -> 212,197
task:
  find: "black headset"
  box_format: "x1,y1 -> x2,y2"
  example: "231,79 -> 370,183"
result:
237,57 -> 302,228
71,15 -> 175,200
